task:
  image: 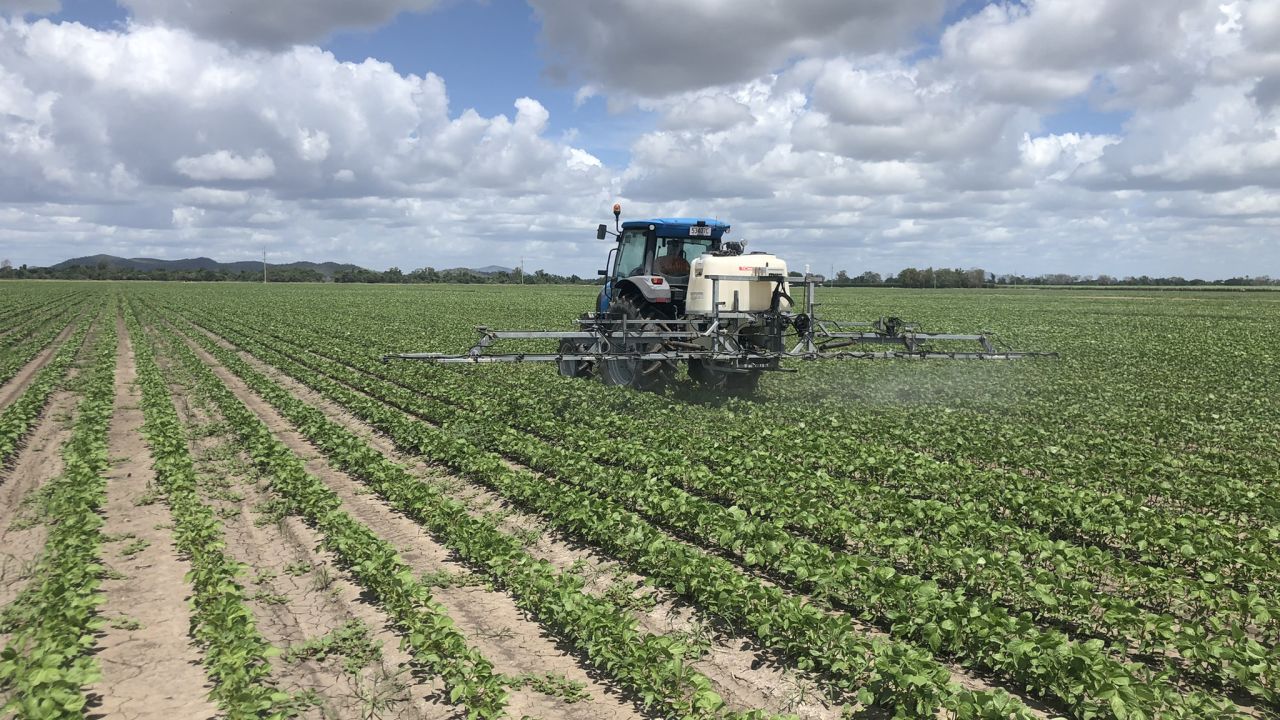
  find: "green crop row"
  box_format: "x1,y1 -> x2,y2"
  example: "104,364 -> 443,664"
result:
255,312 -> 1280,648
0,300 -> 89,387
143,315 -> 510,719
0,293 -> 85,347
163,309 -> 784,720
0,318 -> 92,466
0,306 -> 115,719
125,304 -> 293,718
156,302 -> 1043,719
86,281 -> 1280,719
0,287 -> 82,328
201,314 -> 1248,719
346,291 -> 1280,589
390,345 -> 1280,597
363,353 -> 1280,703
361,350 -> 1279,702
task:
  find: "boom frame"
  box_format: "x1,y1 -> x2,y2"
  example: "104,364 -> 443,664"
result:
384,275 -> 1056,366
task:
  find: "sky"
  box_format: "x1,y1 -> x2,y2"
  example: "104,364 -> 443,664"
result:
0,0 -> 1278,279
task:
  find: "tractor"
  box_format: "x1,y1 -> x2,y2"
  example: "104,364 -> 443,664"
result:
385,204 -> 1053,392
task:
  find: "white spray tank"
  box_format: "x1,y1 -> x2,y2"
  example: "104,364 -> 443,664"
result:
686,252 -> 791,315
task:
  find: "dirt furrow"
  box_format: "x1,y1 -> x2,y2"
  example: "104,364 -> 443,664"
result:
0,318 -> 78,409
156,359 -> 457,720
88,315 -> 217,720
175,326 -> 653,720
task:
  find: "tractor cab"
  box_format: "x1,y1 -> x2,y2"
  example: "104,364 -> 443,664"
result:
596,216 -> 730,315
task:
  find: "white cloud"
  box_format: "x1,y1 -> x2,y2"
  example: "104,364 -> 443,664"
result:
809,61 -> 919,125
602,26 -> 1280,279
1019,132 -> 1119,180
119,0 -> 441,48
529,0 -> 946,97
0,17 -> 612,270
175,150 -> 277,181
1090,84 -> 1280,189
3,3 -> 1280,280
179,187 -> 251,207
661,94 -> 754,132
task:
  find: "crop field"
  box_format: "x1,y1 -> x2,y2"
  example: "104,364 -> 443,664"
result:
0,280 -> 1277,720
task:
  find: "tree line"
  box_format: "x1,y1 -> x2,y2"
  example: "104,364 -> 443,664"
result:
332,267 -> 593,284
3,259 -> 1274,288
828,267 -> 1279,288
0,262 -> 325,282
0,261 -> 592,284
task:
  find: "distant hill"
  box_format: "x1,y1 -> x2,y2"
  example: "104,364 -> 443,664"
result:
50,254 -> 363,279
439,264 -> 514,275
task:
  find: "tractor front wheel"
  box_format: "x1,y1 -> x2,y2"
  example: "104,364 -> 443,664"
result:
557,338 -> 592,379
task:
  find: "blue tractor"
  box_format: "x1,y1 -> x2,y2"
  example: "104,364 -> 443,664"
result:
386,204 -> 1054,393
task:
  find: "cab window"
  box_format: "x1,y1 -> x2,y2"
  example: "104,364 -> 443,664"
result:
614,229 -> 648,277
654,237 -> 713,280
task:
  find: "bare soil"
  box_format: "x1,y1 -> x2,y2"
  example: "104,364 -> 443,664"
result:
87,316 -> 217,720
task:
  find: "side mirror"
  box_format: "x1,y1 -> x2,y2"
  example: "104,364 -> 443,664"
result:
597,269 -> 607,276
596,224 -> 608,240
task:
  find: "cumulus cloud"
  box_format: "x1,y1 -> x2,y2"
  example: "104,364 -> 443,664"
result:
175,150 -> 277,181
0,19 -> 606,199
119,0 -> 441,48
529,0 -> 946,97
603,16 -> 1280,279
1019,132 -> 1119,181
4,2 -> 1280,279
0,17 -> 610,269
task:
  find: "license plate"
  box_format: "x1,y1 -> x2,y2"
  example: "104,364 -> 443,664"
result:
689,225 -> 712,237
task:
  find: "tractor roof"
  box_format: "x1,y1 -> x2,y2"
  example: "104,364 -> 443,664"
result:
621,218 -> 730,239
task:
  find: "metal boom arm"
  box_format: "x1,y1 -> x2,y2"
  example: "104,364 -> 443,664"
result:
384,276 -> 1055,365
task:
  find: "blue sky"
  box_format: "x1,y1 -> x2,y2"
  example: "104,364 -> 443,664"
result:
323,1 -> 646,165
0,0 -> 1276,278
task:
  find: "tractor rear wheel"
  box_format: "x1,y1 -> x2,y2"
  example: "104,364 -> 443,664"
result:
600,295 -> 674,391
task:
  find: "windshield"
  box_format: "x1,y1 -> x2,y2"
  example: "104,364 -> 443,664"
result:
654,237 -> 713,282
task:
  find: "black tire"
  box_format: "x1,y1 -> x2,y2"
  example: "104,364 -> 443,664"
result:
688,359 -> 760,395
600,295 -> 674,391
725,370 -> 761,394
687,358 -> 720,387
557,338 -> 592,379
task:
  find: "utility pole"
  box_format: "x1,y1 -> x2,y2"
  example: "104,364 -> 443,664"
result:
263,248 -> 267,284
520,256 -> 525,285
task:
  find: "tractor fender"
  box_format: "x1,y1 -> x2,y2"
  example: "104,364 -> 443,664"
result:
615,276 -> 672,307
597,275 -> 615,313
